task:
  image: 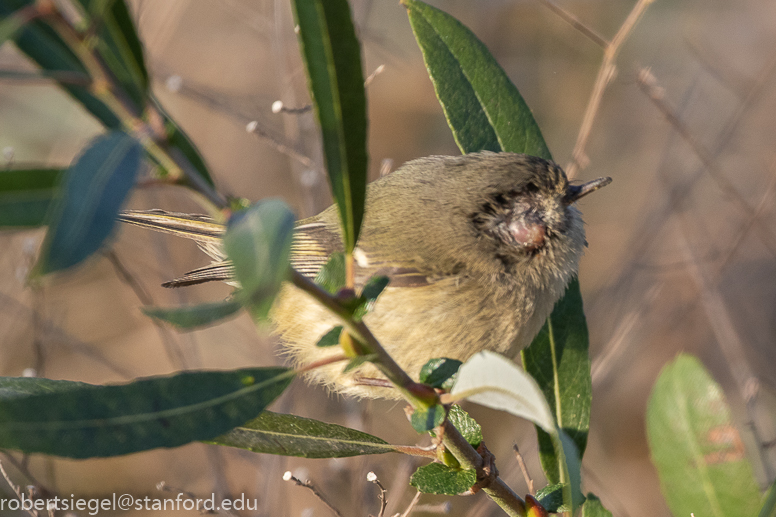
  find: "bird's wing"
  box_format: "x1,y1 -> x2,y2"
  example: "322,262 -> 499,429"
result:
118,209 -> 433,288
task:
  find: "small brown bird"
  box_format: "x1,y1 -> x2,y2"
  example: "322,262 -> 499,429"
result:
119,152 -> 610,398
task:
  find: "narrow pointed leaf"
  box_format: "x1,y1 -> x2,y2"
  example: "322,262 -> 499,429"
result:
0,168 -> 62,227
419,357 -> 462,390
536,483 -> 566,513
404,0 -> 550,158
223,200 -> 295,321
315,252 -> 346,294
579,494 -> 613,517
647,354 -> 761,517
554,429 -> 584,512
76,0 -> 149,110
0,368 -> 294,458
342,353 -> 378,374
0,4 -> 34,46
32,131 -> 141,276
209,411 -> 394,458
142,299 -> 242,330
405,1 -> 592,486
1,0 -> 121,128
410,463 -> 476,495
291,0 -> 368,252
410,403 -> 446,433
759,481 -> 776,517
522,278 -> 591,483
316,325 -> 343,347
446,404 -> 482,448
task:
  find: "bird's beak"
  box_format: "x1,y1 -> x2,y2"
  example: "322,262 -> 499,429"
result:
564,177 -> 612,204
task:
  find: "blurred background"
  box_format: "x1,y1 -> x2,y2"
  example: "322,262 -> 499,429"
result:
1,0 -> 776,516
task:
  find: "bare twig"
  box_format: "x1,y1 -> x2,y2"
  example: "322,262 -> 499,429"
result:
156,481 -> 217,514
636,67 -> 776,258
535,0 -> 608,48
714,157 -> 776,274
367,472 -> 388,517
364,64 -> 386,87
290,269 -> 526,515
399,491 -> 422,517
512,445 -> 534,496
105,250 -> 189,369
0,460 -> 38,517
283,471 -> 343,517
567,0 -> 654,179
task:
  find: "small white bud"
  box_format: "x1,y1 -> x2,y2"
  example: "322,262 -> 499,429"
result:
22,368 -> 37,378
294,25 -> 300,34
165,75 -> 183,93
282,471 -> 293,481
300,169 -> 319,188
272,100 -> 284,113
366,471 -> 377,482
2,146 -> 14,162
246,120 -> 258,133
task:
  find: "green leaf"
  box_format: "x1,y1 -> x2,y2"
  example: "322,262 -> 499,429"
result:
0,168 -> 62,227
351,275 -> 390,320
1,0 -> 121,128
410,462 -> 476,495
360,275 -> 389,303
32,131 -> 141,276
209,411 -> 394,458
223,199 -> 295,321
316,325 -> 343,347
759,481 -> 776,517
579,493 -> 613,517
419,357 -> 462,390
522,278 -> 591,483
291,0 -> 368,253
536,483 -> 566,513
77,0 -> 149,110
314,252 -> 346,294
405,1 -> 592,487
451,351 -> 555,433
154,99 -> 216,186
404,0 -> 550,158
142,299 -> 242,330
0,368 -> 294,458
410,403 -> 446,433
647,354 -> 761,517
342,353 -> 378,374
446,404 -> 482,448
553,429 -> 584,512
0,3 -> 33,46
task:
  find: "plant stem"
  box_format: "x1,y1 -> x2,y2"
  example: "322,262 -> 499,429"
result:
290,269 -> 526,516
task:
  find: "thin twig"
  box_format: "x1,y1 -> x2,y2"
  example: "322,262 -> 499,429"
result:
512,445 -> 534,496
105,250 -> 189,369
567,0 -> 654,178
535,0 -> 608,48
714,156 -> 776,274
399,491 -> 422,517
367,472 -> 388,517
157,481 -> 217,514
283,471 -> 343,517
636,67 -> 776,258
0,460 -> 38,517
290,269 -> 526,515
